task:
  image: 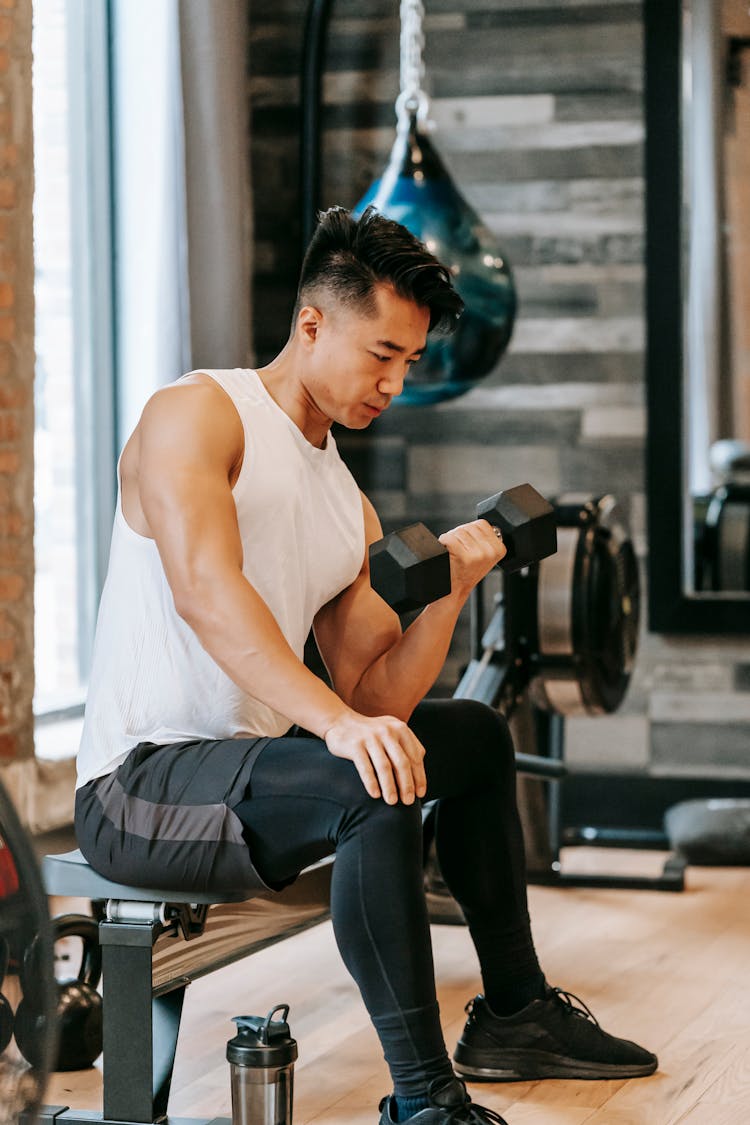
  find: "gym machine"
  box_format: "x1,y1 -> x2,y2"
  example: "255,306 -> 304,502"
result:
299,1 -> 682,893
370,487 -> 686,901
693,441 -> 750,593
453,492 -> 685,893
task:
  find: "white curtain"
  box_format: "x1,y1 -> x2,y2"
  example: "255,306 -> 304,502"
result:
111,0 -> 252,448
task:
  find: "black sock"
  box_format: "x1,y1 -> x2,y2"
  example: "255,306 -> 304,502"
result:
468,914 -> 547,1017
393,1093 -> 431,1121
485,972 -> 547,1016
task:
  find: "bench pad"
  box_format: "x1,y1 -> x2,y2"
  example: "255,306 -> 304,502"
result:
43,849 -> 253,904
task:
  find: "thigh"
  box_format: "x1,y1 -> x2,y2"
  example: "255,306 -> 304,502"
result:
244,732 -> 363,802
409,698 -> 515,802
232,733 -> 375,887
75,734 -> 273,893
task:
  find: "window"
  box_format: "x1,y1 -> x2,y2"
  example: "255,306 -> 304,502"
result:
32,0 -> 116,718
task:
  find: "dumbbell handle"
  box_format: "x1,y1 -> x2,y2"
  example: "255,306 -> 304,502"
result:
369,483 -> 557,613
476,483 -> 557,574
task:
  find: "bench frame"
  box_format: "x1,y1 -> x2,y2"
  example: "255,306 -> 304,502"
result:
36,852 -> 334,1125
33,703 -> 680,1125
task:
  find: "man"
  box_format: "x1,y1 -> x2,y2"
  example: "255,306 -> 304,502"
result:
75,206 -> 657,1124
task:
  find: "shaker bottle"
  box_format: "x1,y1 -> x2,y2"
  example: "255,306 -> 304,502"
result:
227,1003 -> 298,1125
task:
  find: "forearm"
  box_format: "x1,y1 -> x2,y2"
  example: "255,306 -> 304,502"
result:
350,587 -> 469,719
178,571 -> 351,738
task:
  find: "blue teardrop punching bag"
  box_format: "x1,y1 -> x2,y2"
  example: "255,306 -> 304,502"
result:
352,0 -> 516,405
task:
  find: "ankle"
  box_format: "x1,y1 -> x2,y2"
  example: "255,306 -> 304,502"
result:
484,974 -> 547,1017
393,1092 -> 430,1121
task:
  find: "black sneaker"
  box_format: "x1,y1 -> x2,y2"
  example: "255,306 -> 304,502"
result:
378,1075 -> 510,1123
453,989 -> 658,1082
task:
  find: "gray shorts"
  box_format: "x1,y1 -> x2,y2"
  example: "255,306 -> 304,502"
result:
75,736 -> 273,894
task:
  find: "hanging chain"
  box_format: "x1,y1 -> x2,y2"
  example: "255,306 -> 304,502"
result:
396,0 -> 430,127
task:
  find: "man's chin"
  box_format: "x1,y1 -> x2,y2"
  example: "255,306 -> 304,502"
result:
339,409 -> 378,430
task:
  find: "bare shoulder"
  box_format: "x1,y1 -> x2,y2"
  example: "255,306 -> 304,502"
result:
120,379 -> 244,536
144,377 -> 241,436
138,379 -> 244,467
360,491 -> 384,550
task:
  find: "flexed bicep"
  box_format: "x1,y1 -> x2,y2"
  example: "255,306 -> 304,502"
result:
314,492 -> 403,709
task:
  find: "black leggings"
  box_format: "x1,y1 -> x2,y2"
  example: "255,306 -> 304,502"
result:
233,699 -> 542,1096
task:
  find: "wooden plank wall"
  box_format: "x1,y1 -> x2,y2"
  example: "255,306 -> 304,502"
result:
248,0 -> 750,778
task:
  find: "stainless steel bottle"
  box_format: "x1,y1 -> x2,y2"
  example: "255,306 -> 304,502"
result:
227,1005 -> 298,1125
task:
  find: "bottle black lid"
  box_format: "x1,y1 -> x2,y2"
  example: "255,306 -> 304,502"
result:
226,1004 -> 298,1067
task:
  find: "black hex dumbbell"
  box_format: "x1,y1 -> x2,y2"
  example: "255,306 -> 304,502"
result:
369,483 -> 557,614
368,523 -> 452,615
476,483 -> 557,575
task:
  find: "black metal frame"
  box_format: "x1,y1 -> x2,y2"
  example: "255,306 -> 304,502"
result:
644,0 -> 750,633
31,914 -> 228,1125
33,850 -> 336,1125
101,920 -> 184,1123
456,579 -> 685,892
530,711 -> 686,893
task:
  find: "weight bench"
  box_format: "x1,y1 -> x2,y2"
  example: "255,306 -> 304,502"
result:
37,848 -> 334,1125
32,748 -> 609,1124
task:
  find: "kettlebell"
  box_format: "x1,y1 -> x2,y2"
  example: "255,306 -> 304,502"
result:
15,913 -> 103,1071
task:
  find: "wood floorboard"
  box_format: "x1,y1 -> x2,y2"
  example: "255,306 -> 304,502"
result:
45,849 -> 750,1124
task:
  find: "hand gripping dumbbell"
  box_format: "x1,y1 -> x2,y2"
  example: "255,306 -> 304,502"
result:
369,483 -> 557,614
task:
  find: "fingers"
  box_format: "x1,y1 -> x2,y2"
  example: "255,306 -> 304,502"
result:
327,715 -> 426,805
352,750 -> 382,801
393,726 -> 427,801
365,741 -> 402,805
476,518 -> 508,564
365,727 -> 426,805
438,520 -> 507,573
406,729 -> 427,798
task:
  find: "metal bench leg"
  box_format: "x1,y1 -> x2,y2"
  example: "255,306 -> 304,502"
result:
100,920 -> 183,1123
29,955 -> 222,1125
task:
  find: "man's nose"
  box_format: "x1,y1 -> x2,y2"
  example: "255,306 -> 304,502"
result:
378,364 -> 408,396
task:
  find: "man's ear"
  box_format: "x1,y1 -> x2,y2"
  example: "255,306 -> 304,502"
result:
297,304 -> 323,348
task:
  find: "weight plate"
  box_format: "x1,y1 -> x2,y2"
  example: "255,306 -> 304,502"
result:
717,502 -> 748,589
536,526 -> 577,655
0,993 -> 12,1053
702,483 -> 750,592
540,679 -> 585,714
0,779 -> 57,1120
529,495 -> 640,716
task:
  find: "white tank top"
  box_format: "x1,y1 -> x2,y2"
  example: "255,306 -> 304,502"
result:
76,368 -> 366,789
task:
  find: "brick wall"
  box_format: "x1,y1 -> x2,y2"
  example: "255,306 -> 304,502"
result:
249,0 -> 750,780
0,0 -> 33,769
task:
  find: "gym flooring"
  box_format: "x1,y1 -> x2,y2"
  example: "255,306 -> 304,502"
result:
43,846 -> 749,1124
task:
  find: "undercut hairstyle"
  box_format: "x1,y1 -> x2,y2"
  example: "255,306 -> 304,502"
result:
293,205 -> 464,334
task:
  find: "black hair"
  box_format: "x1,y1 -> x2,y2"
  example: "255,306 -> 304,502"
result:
294,205 -> 464,334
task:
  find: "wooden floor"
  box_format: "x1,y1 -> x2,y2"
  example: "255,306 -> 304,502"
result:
47,848 -> 750,1125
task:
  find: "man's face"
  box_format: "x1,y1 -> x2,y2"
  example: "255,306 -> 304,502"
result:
302,284 -> 430,429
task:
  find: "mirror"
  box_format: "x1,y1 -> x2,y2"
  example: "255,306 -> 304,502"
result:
646,0 -> 750,631
684,0 -> 750,595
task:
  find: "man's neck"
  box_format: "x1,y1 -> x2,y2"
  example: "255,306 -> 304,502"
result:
256,349 -> 332,449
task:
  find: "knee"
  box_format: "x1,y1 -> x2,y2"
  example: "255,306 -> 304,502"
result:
322,755 -> 376,813
450,698 -> 511,743
454,700 -> 516,777
339,780 -> 425,849
325,757 -> 422,827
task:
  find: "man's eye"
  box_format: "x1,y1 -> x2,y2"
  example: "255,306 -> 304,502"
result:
372,353 -> 390,363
